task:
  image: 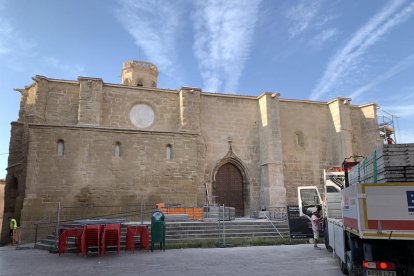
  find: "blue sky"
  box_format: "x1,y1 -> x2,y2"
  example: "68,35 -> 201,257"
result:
1,0 -> 414,179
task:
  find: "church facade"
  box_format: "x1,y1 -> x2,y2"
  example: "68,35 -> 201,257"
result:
1,61 -> 381,243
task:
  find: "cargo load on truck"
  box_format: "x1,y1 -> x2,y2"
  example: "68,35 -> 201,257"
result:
349,143 -> 414,185
298,143 -> 414,276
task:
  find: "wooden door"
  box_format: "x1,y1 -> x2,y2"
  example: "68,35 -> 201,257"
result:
213,163 -> 244,217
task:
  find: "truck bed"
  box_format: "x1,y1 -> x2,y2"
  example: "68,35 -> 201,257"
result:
327,218 -> 346,263
325,193 -> 342,218
342,182 -> 414,240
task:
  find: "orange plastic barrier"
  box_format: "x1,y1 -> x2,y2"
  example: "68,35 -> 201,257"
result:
58,228 -> 83,255
125,225 -> 149,253
156,204 -> 203,221
101,224 -> 121,256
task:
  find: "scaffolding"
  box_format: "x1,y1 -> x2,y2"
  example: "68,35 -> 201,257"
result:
377,107 -> 398,144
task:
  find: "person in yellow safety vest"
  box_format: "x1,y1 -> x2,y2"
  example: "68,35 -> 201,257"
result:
8,217 -> 18,246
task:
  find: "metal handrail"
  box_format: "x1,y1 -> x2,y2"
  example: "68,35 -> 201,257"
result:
264,213 -> 283,238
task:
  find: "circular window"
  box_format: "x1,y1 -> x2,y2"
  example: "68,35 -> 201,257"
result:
129,104 -> 155,128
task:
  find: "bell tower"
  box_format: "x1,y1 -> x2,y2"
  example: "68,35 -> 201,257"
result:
121,61 -> 158,88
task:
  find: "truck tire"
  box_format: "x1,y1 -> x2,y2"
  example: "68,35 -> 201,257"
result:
346,252 -> 363,276
339,258 -> 348,275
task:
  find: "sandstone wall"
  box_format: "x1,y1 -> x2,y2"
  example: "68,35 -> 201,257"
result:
3,74 -> 383,243
0,180 -> 5,235
199,94 -> 260,214
350,104 -> 382,157
101,86 -> 179,131
44,81 -> 79,125
0,123 -> 27,245
279,100 -> 335,204
21,125 -> 199,240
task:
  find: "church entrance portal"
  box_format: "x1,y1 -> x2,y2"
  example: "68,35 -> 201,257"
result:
213,163 -> 244,217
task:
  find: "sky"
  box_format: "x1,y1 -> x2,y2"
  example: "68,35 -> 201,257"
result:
1,0 -> 414,179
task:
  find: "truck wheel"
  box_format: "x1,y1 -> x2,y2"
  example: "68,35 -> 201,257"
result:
346,254 -> 363,276
339,258 -> 348,275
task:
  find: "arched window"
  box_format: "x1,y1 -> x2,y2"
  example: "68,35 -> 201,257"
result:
295,131 -> 305,147
137,79 -> 143,87
57,140 -> 65,156
166,144 -> 173,160
114,142 -> 121,158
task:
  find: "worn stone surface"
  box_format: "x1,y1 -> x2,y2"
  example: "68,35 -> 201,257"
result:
0,180 -> 4,232
0,244 -> 340,276
2,61 -> 382,243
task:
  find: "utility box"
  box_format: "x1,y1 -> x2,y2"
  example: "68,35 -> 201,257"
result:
151,211 -> 165,251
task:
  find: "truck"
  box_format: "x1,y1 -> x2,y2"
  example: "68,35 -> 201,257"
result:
298,144 -> 414,276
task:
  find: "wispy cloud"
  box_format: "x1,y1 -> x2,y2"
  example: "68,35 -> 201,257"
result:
310,0 -> 414,100
380,85 -> 414,103
0,5 -> 37,73
43,57 -> 85,76
286,0 -> 324,38
115,0 -> 184,77
397,128 -> 414,143
0,17 -> 36,57
349,53 -> 414,99
192,0 -> 262,92
384,104 -> 414,117
0,18 -> 13,55
285,0 -> 336,48
309,28 -> 337,47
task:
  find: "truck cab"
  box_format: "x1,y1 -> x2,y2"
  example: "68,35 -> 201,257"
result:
298,186 -> 322,218
298,169 -> 343,219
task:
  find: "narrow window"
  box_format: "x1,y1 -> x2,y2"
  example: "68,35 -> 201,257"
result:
115,142 -> 121,158
295,131 -> 304,147
295,133 -> 300,145
166,144 -> 173,160
57,140 -> 65,156
137,79 -> 143,87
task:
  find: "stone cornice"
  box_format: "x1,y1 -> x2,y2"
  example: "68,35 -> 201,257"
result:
27,123 -> 199,137
356,102 -> 377,108
202,92 -> 257,100
279,98 -> 327,105
104,83 -> 178,94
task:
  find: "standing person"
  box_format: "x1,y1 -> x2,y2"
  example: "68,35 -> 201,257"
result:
8,217 -> 18,246
386,134 -> 395,144
310,210 -> 322,248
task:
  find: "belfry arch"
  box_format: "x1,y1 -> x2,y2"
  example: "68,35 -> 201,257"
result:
211,152 -> 250,217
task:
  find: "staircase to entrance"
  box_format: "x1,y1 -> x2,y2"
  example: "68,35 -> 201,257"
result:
35,218 -> 290,253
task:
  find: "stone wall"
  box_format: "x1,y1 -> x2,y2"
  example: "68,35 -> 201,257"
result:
199,93 -> 260,213
20,125 -> 199,240
78,78 -> 103,126
1,122 -> 28,245
101,86 -> 180,131
2,71 -> 382,243
0,179 -> 5,234
350,104 -> 382,157
279,100 -> 335,204
45,81 -> 80,125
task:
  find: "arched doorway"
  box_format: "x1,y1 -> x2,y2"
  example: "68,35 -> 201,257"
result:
1,176 -> 20,245
213,163 -> 244,217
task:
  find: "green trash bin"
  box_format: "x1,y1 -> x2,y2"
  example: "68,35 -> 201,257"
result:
151,211 -> 165,251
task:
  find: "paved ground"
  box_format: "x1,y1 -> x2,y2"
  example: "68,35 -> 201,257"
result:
0,243 -> 343,276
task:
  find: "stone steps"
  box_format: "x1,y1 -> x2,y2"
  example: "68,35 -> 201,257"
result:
35,219 -> 289,253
